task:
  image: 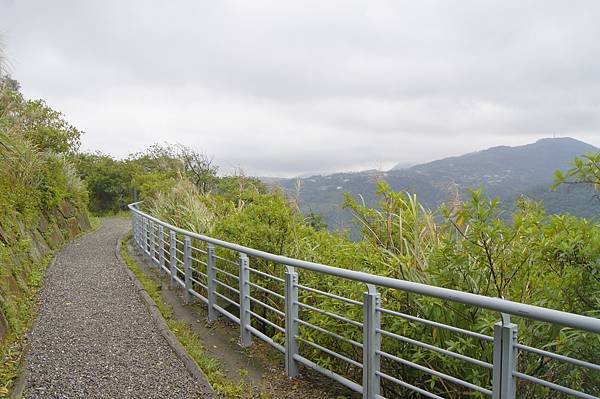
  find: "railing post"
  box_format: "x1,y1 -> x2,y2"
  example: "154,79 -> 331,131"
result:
492,313 -> 518,399
150,220 -> 155,259
145,219 -> 151,256
131,213 -> 136,242
138,216 -> 142,247
136,215 -> 140,247
284,266 -> 299,378
158,225 -> 165,274
238,253 -> 252,347
169,231 -> 177,288
133,214 -> 139,246
206,244 -> 217,322
142,218 -> 147,254
136,215 -> 141,246
363,284 -> 381,399
184,236 -> 192,303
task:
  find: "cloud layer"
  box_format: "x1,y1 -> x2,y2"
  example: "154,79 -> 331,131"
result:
1,0 -> 599,176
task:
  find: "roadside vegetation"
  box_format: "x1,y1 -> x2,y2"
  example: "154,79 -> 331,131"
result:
0,73 -> 90,395
0,253 -> 50,397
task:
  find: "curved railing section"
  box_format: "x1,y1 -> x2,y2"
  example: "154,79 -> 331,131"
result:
129,202 -> 600,399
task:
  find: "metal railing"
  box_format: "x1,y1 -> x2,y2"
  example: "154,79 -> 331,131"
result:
129,202 -> 600,399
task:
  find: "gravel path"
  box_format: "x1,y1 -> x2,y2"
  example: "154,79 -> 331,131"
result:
23,218 -> 213,398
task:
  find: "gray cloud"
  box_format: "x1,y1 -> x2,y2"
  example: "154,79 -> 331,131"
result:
1,0 -> 599,176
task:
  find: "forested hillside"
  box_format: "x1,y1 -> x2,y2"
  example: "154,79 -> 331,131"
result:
266,137 -> 599,232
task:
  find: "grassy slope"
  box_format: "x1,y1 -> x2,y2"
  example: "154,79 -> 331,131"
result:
0,253 -> 51,397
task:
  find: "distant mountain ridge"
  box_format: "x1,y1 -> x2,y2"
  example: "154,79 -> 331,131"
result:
262,137 -> 599,232
391,161 -> 415,170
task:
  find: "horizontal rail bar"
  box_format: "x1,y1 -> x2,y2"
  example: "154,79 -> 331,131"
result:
191,246 -> 207,254
377,328 -> 493,369
247,310 -> 285,333
214,291 -> 240,308
248,296 -> 285,317
213,279 -> 240,294
296,283 -> 362,306
296,318 -> 363,348
214,254 -> 239,266
190,277 -> 208,291
214,266 -> 239,281
297,337 -> 362,368
293,354 -> 363,394
377,350 -> 492,396
513,371 -> 599,399
190,257 -> 207,266
130,203 -> 600,333
248,282 -> 284,300
296,302 -> 363,328
247,324 -> 285,352
213,304 -> 240,324
191,269 -> 208,279
377,370 -> 444,399
172,274 -> 185,288
190,289 -> 208,304
248,267 -> 284,283
514,343 -> 600,372
378,307 -> 493,342
174,265 -> 185,276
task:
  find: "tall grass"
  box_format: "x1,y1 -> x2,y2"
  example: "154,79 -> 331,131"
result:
145,179 -> 213,234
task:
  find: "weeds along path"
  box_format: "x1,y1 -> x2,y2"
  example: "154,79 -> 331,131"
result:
22,218 -> 212,399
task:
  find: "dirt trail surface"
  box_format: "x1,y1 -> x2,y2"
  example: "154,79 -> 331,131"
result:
22,218 -> 212,399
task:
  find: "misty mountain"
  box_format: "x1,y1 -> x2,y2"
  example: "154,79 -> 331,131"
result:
391,161 -> 415,170
262,137 -> 599,232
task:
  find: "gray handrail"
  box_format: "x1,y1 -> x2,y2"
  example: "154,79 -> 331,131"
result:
128,202 -> 600,334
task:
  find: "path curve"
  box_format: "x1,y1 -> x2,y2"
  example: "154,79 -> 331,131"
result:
23,218 -> 212,399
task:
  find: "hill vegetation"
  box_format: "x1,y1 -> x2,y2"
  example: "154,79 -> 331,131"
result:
126,153 -> 600,397
266,137 -> 599,233
0,74 -> 91,394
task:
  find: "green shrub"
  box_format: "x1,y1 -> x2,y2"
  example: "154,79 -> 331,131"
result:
142,176 -> 600,398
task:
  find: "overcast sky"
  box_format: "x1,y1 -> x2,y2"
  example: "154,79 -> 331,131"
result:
1,1 -> 599,177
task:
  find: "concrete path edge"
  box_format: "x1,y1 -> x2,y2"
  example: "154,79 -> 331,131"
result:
114,234 -> 215,396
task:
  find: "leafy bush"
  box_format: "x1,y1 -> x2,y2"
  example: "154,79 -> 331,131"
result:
0,76 -> 87,219
75,143 -> 221,214
141,172 -> 600,398
76,152 -> 135,213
